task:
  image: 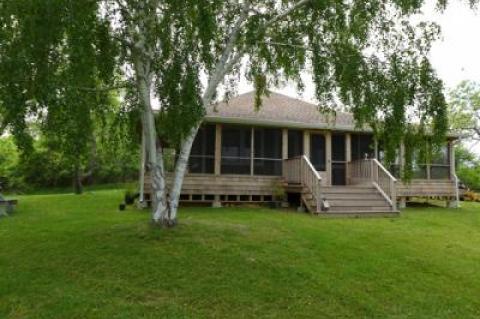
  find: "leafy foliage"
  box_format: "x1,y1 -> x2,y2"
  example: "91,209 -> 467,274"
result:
448,80 -> 480,141
0,131 -> 139,193
456,146 -> 480,191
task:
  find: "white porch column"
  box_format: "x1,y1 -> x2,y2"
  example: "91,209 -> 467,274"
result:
346,133 -> 351,185
448,139 -> 459,208
214,124 -> 222,176
213,124 -> 222,208
326,131 -> 332,186
449,139 -> 456,179
303,131 -> 310,158
282,129 -> 288,160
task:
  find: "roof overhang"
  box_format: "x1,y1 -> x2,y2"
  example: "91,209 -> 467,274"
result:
204,115 -> 461,139
204,115 -> 372,133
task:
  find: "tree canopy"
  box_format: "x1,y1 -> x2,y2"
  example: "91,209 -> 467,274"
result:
448,80 -> 480,142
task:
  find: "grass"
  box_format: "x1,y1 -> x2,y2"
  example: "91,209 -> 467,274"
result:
1,190 -> 480,318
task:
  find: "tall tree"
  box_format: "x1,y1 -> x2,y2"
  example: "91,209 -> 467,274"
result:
0,0 -> 115,193
448,80 -> 480,142
1,0 -> 473,227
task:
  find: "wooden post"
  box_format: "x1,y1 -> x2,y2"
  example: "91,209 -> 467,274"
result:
346,133 -> 351,184
250,127 -> 255,176
326,131 -> 332,186
282,129 -> 288,160
303,130 -> 310,158
391,178 -> 397,211
448,139 -> 458,208
214,124 -> 222,175
449,140 -> 455,179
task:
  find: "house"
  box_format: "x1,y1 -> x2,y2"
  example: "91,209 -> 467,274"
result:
143,92 -> 458,216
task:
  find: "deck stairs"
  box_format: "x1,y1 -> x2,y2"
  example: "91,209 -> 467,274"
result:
283,156 -> 398,217
301,185 -> 396,217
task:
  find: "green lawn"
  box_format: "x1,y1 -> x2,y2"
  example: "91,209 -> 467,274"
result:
1,190 -> 480,318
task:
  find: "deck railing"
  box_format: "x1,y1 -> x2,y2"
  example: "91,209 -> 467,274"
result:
283,156 -> 303,184
348,159 -> 397,211
283,156 -> 322,212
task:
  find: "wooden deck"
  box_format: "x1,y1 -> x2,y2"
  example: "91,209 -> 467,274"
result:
144,174 -> 281,203
143,159 -> 457,214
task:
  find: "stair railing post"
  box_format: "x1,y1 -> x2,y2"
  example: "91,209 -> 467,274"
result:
391,179 -> 397,211
370,159 -> 374,182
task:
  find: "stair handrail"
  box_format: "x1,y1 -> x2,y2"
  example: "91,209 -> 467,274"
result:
301,155 -> 322,213
283,155 -> 323,212
371,158 -> 397,211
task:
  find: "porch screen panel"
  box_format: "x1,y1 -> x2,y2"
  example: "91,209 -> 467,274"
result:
411,149 -> 428,178
189,124 -> 215,174
221,126 -> 251,174
430,144 -> 450,179
351,134 -> 374,160
288,130 -> 304,158
310,134 -> 326,171
254,128 -> 282,175
332,134 -> 346,161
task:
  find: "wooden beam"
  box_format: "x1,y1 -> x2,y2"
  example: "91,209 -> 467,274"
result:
326,131 -> 332,186
282,128 -> 288,159
215,124 -> 222,175
345,133 -> 352,162
449,140 -> 455,179
345,133 -> 351,185
303,130 -> 310,158
250,127 -> 254,176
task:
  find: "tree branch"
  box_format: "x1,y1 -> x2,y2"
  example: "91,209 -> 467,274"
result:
204,0 -> 313,104
203,2 -> 250,103
264,0 -> 312,28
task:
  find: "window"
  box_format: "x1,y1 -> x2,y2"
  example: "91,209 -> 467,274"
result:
351,134 -> 374,160
288,130 -> 304,158
310,134 -> 326,171
189,125 -> 215,174
254,128 -> 282,175
221,126 -> 251,174
430,144 -> 450,179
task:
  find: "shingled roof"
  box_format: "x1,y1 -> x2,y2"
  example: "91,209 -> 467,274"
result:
205,91 -> 366,131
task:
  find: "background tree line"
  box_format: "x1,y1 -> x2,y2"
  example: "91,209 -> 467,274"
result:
0,101 -> 141,193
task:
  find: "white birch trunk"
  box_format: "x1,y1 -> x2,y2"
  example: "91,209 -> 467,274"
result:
168,125 -> 199,220
142,88 -> 169,225
133,55 -> 169,225
138,121 -> 146,207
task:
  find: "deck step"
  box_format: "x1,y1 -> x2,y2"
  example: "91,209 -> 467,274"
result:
317,211 -> 399,218
327,206 -> 393,212
328,200 -> 388,207
299,185 -> 395,216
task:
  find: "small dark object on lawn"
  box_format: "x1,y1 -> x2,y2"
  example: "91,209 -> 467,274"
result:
124,190 -> 140,205
119,203 -> 126,211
